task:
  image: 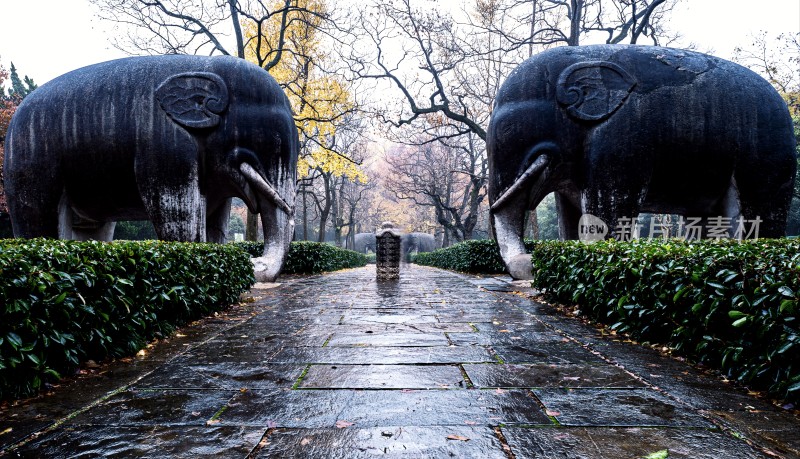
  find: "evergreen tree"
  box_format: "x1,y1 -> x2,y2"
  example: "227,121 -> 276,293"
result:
7,62 -> 37,99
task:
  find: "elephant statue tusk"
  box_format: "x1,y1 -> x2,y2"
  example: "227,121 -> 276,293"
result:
239,163 -> 293,215
491,154 -> 550,212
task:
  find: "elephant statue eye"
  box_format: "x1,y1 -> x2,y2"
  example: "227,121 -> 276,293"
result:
156,72 -> 230,129
556,61 -> 637,122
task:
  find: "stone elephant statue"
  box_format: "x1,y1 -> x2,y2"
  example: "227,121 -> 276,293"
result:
5,55 -> 298,281
401,232 -> 437,261
350,232 -> 377,253
487,45 -> 797,279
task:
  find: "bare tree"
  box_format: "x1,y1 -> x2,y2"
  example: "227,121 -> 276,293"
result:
384,128 -> 487,243
735,32 -> 800,116
90,0 -> 331,64
466,0 -> 681,50
91,0 -> 341,240
341,0 -> 681,242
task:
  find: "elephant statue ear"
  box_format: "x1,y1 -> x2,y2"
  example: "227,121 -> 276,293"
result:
156,72 -> 229,129
556,61 -> 636,122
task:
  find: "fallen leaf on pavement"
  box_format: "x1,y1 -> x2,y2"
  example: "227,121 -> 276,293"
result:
300,437 -> 312,446
446,435 -> 470,441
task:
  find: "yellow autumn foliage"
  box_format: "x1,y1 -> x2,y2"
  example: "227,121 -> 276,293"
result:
243,0 -> 365,183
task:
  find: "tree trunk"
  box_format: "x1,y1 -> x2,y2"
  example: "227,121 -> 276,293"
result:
524,210 -> 540,240
302,187 -> 308,240
318,173 -> 332,243
568,0 -> 583,46
246,211 -> 259,241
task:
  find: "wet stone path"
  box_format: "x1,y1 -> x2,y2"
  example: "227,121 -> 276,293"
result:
3,265 -> 800,458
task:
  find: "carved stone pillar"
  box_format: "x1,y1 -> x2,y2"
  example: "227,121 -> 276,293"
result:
375,221 -> 402,279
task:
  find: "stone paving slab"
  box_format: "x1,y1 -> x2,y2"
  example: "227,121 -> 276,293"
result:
215,388 -> 552,428
304,323 -> 477,334
2,265 -> 799,458
17,425 -> 264,458
492,343 -> 606,364
256,426 -> 508,458
67,389 -> 236,426
340,314 -> 440,325
269,346 -> 497,364
298,364 -> 467,389
463,363 -> 646,389
449,331 -> 567,346
502,426 -> 770,459
325,332 -> 450,347
533,388 -> 714,427
130,364 -> 307,390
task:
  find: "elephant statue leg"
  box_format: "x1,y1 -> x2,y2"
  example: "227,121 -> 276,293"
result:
581,152 -> 649,240
206,198 -> 232,244
493,194 -> 531,279
56,196 -> 116,241
6,159 -> 62,239
137,141 -> 207,242
735,175 -> 793,239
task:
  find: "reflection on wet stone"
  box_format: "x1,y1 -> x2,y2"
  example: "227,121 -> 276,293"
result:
5,265 -> 795,458
299,364 -> 466,389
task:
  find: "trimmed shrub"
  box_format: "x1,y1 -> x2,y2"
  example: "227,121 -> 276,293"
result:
413,239 -> 507,274
0,239 -> 254,399
530,238 -> 800,403
233,241 -> 367,274
412,239 -> 539,274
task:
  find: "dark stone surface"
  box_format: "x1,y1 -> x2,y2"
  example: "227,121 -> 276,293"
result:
17,426 -> 264,458
502,426 -> 769,459
269,346 -> 497,364
257,426 -> 507,458
340,313 -> 440,325
219,388 -> 551,428
488,45 -> 797,278
463,363 -> 645,389
493,343 -> 605,364
376,225 -> 402,279
3,266 -> 797,458
298,364 -> 466,389
533,388 -> 713,427
449,331 -> 566,346
131,363 -> 306,390
4,55 -> 299,281
325,332 -> 449,347
67,389 -> 236,426
711,410 -> 800,458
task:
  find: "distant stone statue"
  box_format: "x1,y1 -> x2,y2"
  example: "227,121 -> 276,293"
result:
350,232 -> 377,253
487,45 -> 797,279
4,55 -> 299,282
375,222 -> 402,279
400,232 -> 438,262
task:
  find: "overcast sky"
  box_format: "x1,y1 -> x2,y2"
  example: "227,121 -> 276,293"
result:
0,0 -> 799,85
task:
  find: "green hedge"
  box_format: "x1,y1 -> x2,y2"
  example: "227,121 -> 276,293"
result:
530,238 -> 800,403
413,240 -> 506,274
412,239 -> 538,274
0,239 -> 254,399
234,241 -> 367,274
